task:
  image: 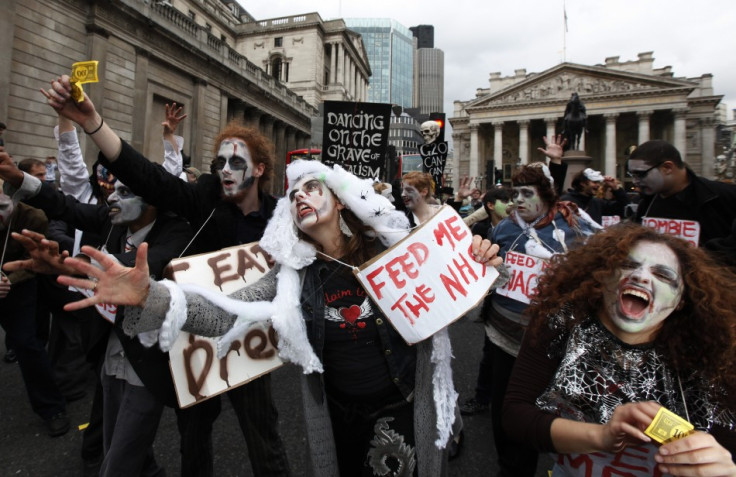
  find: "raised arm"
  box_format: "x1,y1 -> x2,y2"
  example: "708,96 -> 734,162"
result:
41,75 -> 122,162
55,115 -> 93,202
161,102 -> 187,177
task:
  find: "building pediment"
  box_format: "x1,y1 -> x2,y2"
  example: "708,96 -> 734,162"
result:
466,63 -> 695,110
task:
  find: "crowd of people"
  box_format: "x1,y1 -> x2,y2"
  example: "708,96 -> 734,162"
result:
0,73 -> 734,477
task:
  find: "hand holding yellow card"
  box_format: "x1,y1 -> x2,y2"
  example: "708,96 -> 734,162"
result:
644,406 -> 694,445
70,61 -> 99,102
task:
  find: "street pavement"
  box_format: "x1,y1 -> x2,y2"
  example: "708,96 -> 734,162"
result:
0,307 -> 552,476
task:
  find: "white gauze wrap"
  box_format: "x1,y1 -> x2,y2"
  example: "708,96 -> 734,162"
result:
431,328 -> 458,447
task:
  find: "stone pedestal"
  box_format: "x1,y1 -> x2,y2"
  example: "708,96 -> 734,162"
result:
561,150 -> 592,192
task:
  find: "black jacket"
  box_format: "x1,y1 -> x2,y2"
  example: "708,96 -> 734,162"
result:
560,187 -> 629,224
634,169 -> 736,266
26,182 -> 193,407
101,141 -> 277,254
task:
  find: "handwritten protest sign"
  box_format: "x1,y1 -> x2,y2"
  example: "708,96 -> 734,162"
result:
601,215 -> 620,228
321,101 -> 391,179
642,217 -> 701,247
355,206 -> 498,344
165,242 -> 282,408
494,251 -> 550,305
419,140 -> 448,188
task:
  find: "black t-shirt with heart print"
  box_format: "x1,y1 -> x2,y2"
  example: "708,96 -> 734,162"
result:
320,260 -> 394,400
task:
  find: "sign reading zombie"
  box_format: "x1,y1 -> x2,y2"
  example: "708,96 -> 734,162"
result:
321,101 -> 391,179
495,251 -> 550,304
165,242 -> 282,408
355,206 -> 498,344
641,217 -> 701,247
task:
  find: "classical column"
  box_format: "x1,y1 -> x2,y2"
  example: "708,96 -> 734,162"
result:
272,122 -> 287,194
518,120 -> 530,165
191,78 -> 209,166
604,113 -> 618,177
451,133 -> 462,190
132,47 -> 149,152
469,123 -> 480,178
700,117 -> 716,178
673,108 -> 688,163
637,110 -> 652,144
336,42 -> 344,86
545,117 -> 557,142
492,121 -> 503,175
331,43 -> 338,84
261,116 -> 274,144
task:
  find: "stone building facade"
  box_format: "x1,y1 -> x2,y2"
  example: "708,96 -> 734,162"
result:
449,52 -> 723,190
237,13 -> 371,110
0,0 -> 322,194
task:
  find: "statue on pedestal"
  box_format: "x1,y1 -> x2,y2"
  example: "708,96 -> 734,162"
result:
562,92 -> 587,151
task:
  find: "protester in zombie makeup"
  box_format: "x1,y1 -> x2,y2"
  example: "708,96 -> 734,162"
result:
53,159 -> 502,477
505,224 -> 736,477
401,171 -> 440,227
482,163 -> 599,477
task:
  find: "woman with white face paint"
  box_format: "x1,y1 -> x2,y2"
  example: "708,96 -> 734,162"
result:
484,163 -> 600,476
506,224 -> 736,477
53,159 -> 502,477
401,171 -> 440,226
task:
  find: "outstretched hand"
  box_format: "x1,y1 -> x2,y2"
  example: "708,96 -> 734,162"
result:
162,102 -> 187,136
40,75 -> 98,128
456,176 -> 476,200
0,147 -> 24,187
57,244 -> 152,312
2,229 -> 74,276
537,135 -> 567,164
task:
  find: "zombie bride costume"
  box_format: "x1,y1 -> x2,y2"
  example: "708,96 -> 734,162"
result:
122,160 -> 457,476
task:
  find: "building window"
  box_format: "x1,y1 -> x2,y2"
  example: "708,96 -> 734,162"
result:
271,58 -> 282,81
274,37 -> 283,47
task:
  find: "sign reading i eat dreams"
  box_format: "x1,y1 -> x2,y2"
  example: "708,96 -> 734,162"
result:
354,205 -> 499,344
165,242 -> 283,408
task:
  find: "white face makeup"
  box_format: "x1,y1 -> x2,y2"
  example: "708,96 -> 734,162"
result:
214,138 -> 255,197
0,194 -> 14,231
401,182 -> 426,211
288,175 -> 340,234
627,159 -> 664,196
108,182 -> 146,225
601,241 -> 684,344
512,185 -> 547,222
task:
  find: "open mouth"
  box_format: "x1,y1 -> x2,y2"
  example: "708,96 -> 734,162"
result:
618,286 -> 651,319
222,179 -> 236,188
297,202 -> 314,219
108,206 -> 120,216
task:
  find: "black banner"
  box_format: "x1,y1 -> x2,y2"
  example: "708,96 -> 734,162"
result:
419,141 -> 448,189
321,101 -> 391,179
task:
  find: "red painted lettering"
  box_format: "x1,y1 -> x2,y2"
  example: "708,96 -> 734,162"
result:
386,253 -> 412,288
407,242 -> 429,269
440,265 -> 467,300
433,216 -> 469,250
366,266 -> 387,299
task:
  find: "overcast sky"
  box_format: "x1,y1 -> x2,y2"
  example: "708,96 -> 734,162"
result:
241,0 -> 736,132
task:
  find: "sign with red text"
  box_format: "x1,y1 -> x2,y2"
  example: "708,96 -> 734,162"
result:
355,206 -> 498,344
165,242 -> 282,408
72,286 -> 117,323
642,217 -> 701,247
557,444 -> 664,477
601,215 -> 620,228
495,251 -> 550,305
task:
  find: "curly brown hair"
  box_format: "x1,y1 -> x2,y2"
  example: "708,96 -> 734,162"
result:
402,171 -> 435,198
212,121 -> 274,192
526,223 -> 736,402
511,164 -> 557,207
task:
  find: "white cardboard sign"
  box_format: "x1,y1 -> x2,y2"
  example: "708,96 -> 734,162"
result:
642,216 -> 701,247
355,205 -> 498,344
166,242 -> 283,408
494,251 -> 550,305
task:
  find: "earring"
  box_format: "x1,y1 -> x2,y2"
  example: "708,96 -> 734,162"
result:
339,212 -> 353,237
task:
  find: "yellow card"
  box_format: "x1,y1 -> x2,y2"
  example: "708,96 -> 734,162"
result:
70,61 -> 99,102
644,406 -> 694,444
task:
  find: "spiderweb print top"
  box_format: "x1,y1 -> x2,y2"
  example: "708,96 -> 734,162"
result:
535,315 -> 735,433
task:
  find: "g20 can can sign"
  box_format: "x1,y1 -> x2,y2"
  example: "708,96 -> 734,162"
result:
165,242 -> 282,408
354,206 -> 499,344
